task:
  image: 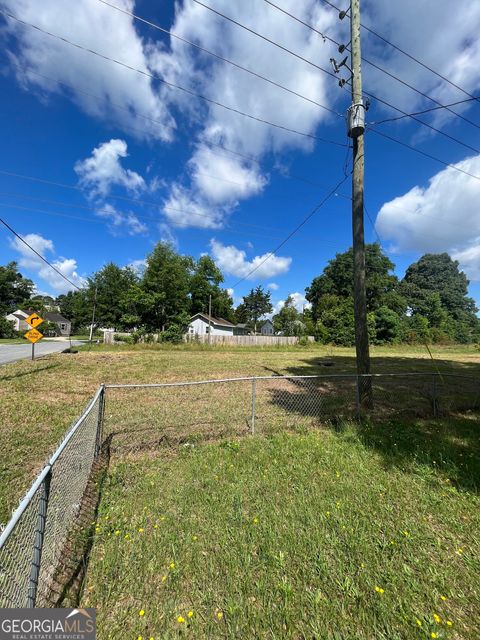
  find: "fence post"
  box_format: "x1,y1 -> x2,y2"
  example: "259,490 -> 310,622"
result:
355,375 -> 361,421
432,375 -> 438,418
251,377 -> 256,434
95,385 -> 105,456
26,468 -> 51,607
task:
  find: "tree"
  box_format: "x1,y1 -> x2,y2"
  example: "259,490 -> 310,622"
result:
0,262 -> 34,314
403,253 -> 477,320
373,306 -> 402,344
57,290 -> 91,332
242,286 -> 273,333
141,242 -> 193,331
273,296 -> 304,336
234,303 -> 249,325
306,244 -> 405,320
189,255 -> 235,322
87,263 -> 139,330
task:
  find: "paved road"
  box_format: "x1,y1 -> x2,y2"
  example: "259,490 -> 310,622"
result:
0,340 -> 84,365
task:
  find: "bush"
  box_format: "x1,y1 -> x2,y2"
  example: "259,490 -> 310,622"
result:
297,336 -> 309,347
0,316 -> 16,339
114,333 -> 134,344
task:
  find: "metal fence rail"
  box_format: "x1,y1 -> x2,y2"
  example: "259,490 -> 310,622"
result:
0,373 -> 478,607
0,386 -> 104,608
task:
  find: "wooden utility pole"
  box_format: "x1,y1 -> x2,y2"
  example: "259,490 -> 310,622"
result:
349,0 -> 371,404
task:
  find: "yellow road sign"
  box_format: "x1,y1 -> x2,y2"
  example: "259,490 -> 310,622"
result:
25,328 -> 43,344
25,312 -> 44,328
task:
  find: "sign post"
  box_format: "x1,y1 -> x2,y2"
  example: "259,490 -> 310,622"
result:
24,313 -> 44,361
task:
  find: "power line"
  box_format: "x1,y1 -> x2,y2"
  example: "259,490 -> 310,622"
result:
0,9 -> 346,148
96,0 -> 342,119
319,0 -> 480,103
192,1 -> 480,154
263,0 -> 480,130
231,173 -> 350,287
370,96 -> 479,125
0,216 -> 82,291
368,125 -> 480,181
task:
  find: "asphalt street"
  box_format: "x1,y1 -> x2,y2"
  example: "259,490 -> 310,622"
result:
0,340 -> 84,365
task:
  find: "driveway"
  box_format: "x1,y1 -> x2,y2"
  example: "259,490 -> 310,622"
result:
0,340 -> 85,365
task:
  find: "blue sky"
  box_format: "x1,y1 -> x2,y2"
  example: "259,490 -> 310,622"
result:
1,0 -> 480,314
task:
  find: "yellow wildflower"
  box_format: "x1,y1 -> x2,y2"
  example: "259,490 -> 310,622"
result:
187,611 -> 194,618
138,528 -> 144,533
375,586 -> 384,594
169,562 -> 175,569
216,612 -> 223,620
431,634 -> 438,639
192,535 -> 198,541
252,517 -> 258,525
440,595 -> 446,601
139,610 -> 145,617
446,620 -> 453,627
161,575 -> 167,583
415,619 -> 422,627
114,530 -> 121,536
433,613 -> 441,623
177,616 -> 185,624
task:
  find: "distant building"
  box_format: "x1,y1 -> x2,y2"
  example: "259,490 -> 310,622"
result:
260,319 -> 274,336
188,313 -> 236,337
233,323 -> 250,336
5,310 -> 30,332
4,309 -> 71,337
44,312 -> 72,337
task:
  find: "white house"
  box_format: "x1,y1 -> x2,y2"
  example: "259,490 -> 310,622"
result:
188,313 -> 237,337
5,309 -> 30,332
260,319 -> 275,336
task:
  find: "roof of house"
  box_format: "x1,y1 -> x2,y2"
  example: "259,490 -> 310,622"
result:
191,312 -> 236,328
262,319 -> 273,325
235,323 -> 248,328
45,312 -> 70,324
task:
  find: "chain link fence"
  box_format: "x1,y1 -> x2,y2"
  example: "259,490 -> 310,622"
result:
0,386 -> 104,608
1,373 -> 478,607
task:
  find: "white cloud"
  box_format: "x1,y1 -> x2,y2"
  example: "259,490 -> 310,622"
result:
210,238 -> 291,279
9,233 -> 85,293
163,184 -> 226,229
2,0 -> 175,140
361,0 -> 480,127
127,258 -> 146,276
158,222 -> 178,248
272,292 -> 311,316
95,202 -> 147,236
376,154 -> 480,280
268,282 -> 279,291
75,139 -> 146,198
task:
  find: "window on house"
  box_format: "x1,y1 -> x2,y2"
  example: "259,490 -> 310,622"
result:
206,327 -> 210,333
60,323 -> 67,331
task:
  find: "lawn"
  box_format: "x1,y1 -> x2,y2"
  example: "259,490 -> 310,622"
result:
1,343 -> 479,522
1,343 -> 479,637
83,425 -> 480,639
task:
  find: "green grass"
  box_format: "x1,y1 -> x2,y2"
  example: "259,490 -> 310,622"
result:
0,337 -> 27,344
84,424 -> 480,639
1,344 -> 479,523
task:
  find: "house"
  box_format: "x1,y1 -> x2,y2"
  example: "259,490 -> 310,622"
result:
5,310 -> 30,332
44,312 -> 72,337
260,319 -> 275,336
187,313 -> 237,337
4,309 -> 71,337
233,323 -> 250,336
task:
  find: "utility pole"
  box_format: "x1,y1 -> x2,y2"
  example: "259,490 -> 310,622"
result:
349,0 -> 371,405
89,285 -> 98,344
208,293 -> 212,345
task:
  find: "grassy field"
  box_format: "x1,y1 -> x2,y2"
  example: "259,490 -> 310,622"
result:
1,343 -> 479,636
1,343 -> 479,522
84,426 -> 479,639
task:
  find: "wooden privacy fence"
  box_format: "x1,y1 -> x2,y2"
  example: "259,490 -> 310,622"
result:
184,335 -> 315,346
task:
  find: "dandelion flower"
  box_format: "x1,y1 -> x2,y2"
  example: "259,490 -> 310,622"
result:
252,517 -> 258,525
161,575 -> 167,583
456,547 -> 464,555
177,616 -> 185,624
446,620 -> 453,627
433,614 -> 441,623
188,611 -> 194,618
192,535 -> 198,541
154,525 -> 159,529
431,634 -> 438,639
139,610 -> 145,617
138,636 -> 143,640
216,612 -> 223,620
114,530 -> 121,536
170,562 -> 175,569
138,528 -> 144,533
402,530 -> 410,537
440,595 -> 446,601
375,586 -> 384,594
415,619 -> 422,627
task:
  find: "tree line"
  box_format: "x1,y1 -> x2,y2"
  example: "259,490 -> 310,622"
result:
1,240 -> 478,344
